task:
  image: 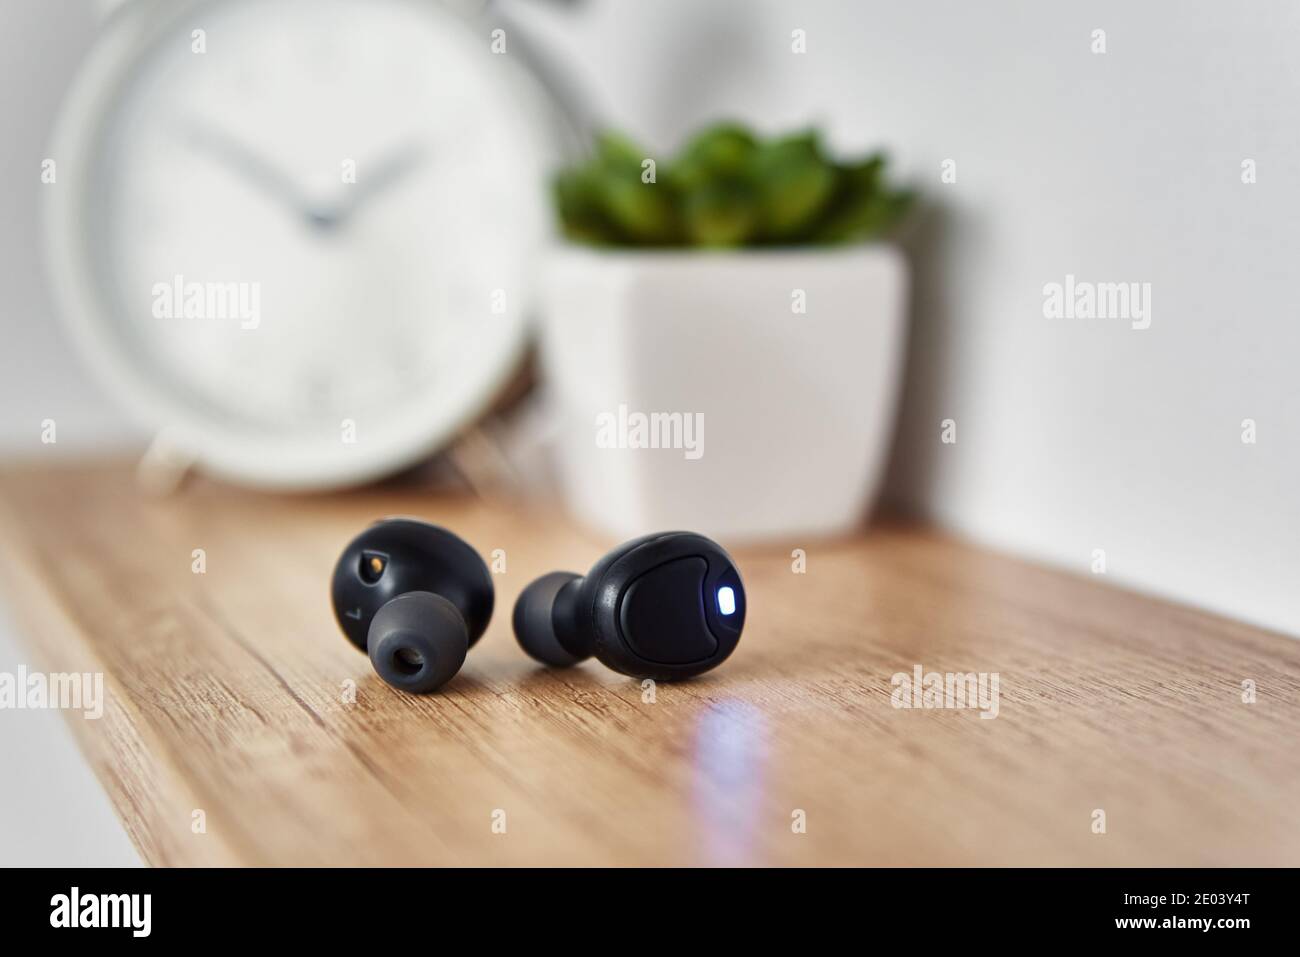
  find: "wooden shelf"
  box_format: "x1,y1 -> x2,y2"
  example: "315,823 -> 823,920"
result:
0,462 -> 1296,865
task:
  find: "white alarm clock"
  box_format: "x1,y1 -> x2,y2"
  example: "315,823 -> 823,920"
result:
46,0 -> 576,488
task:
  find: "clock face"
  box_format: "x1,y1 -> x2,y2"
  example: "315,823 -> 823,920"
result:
49,0 -> 559,485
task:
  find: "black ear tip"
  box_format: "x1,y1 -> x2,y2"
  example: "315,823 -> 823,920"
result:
367,592 -> 468,694
514,572 -> 584,667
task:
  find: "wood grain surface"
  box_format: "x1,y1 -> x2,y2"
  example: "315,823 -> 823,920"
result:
0,461 -> 1296,866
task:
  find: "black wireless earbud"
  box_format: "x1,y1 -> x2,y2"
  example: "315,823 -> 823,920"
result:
513,531 -> 745,681
331,518 -> 494,694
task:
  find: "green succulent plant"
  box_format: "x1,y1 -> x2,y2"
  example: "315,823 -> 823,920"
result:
553,122 -> 914,248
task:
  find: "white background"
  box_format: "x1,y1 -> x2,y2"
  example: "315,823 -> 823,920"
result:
506,0 -> 1300,639
6,1 -> 1295,637
1,0 -> 1296,864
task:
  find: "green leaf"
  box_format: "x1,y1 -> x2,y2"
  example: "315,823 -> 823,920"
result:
752,132 -> 838,241
814,155 -> 914,242
840,154 -> 886,197
682,176 -> 760,247
552,125 -> 915,248
594,131 -> 648,173
670,121 -> 758,191
553,168 -> 618,244
597,170 -> 679,243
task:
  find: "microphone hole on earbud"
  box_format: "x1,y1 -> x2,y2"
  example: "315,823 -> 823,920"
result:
392,647 -> 425,675
359,551 -> 388,584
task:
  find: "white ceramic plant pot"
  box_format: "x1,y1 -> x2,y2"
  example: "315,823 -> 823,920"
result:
537,245 -> 908,543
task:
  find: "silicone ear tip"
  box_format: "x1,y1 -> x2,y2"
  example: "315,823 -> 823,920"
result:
514,572 -> 583,667
367,592 -> 468,694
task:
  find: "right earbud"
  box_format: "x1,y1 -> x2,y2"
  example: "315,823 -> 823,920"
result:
513,531 -> 745,681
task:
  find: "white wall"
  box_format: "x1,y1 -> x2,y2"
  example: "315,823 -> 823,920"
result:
3,0 -> 1297,636
0,0 -> 139,457
511,0 -> 1300,637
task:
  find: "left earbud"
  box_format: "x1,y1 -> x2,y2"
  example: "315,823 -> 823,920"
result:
331,518 -> 494,694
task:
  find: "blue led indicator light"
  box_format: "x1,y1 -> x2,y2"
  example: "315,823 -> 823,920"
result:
717,586 -> 736,616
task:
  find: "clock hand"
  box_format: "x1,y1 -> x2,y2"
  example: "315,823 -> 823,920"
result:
315,143 -> 429,230
174,119 -> 329,224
